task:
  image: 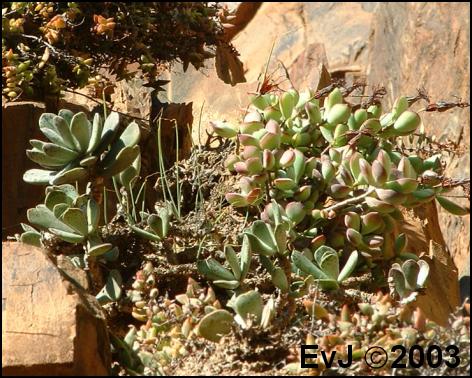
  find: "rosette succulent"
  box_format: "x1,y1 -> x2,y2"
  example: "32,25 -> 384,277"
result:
23,109 -> 141,186
197,236 -> 252,290
20,184 -> 118,259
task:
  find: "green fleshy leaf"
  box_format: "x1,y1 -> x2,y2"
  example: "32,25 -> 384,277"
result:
292,250 -> 329,280
50,166 -> 88,185
338,251 -> 359,283
87,113 -> 104,153
197,258 -> 235,281
26,149 -> 67,167
45,189 -> 71,210
49,227 -> 85,243
197,310 -> 233,342
87,199 -> 100,234
52,115 -> 77,150
232,290 -> 263,326
27,205 -> 75,232
96,270 -> 122,304
94,112 -> 120,155
20,231 -> 42,247
129,224 -> 161,242
224,245 -> 241,281
213,280 -> 240,289
61,208 -> 88,236
53,203 -> 69,218
100,145 -> 141,177
239,235 -> 252,281
79,156 -> 98,167
70,112 -> 91,152
58,109 -> 74,125
23,169 -> 56,185
88,243 -> 113,257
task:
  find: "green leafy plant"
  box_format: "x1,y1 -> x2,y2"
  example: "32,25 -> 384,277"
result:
292,246 -> 358,290
19,184 -> 118,258
197,235 -> 252,290
388,259 -> 430,303
129,206 -> 172,242
23,110 -> 140,187
197,289 -> 276,342
213,85 -> 469,281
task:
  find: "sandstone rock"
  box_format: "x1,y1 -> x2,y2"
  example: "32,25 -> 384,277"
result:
165,2 -> 374,143
366,2 -> 470,278
2,242 -> 110,376
2,102 -> 47,240
401,210 -> 460,326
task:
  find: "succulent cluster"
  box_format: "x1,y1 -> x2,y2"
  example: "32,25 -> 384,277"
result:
287,294 -> 470,375
217,88 -> 465,218
2,2 -> 243,100
125,265 -> 224,373
209,87 -> 469,283
191,85 -> 471,346
18,108 -> 148,309
23,110 -> 141,186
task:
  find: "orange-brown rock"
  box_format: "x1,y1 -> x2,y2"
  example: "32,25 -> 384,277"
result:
366,2 -> 470,279
2,242 -> 110,376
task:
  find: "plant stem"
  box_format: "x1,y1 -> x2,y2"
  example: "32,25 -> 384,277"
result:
323,187 -> 375,213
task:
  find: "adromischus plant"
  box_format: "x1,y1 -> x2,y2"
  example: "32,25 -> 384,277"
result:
23,109 -> 141,186
388,259 -> 430,303
197,235 -> 252,290
17,183 -> 122,304
197,289 -> 276,342
129,206 -> 172,242
212,86 -> 469,282
18,109 -> 144,306
292,246 -> 359,290
20,184 -> 118,258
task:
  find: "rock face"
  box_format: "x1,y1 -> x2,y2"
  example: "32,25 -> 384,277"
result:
2,242 -> 110,376
2,102 -> 46,240
365,2 -> 470,280
165,2 -> 374,142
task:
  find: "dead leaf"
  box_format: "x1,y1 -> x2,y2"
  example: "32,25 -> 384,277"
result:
215,44 -> 246,86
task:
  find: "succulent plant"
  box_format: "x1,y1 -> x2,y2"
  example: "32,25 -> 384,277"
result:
219,87 -> 469,220
388,259 -> 430,303
197,235 -> 252,290
96,269 -> 122,305
197,289 -> 276,342
243,219 -> 288,256
129,205 -> 171,242
20,184 -> 118,259
23,110 -> 141,186
292,246 -> 359,290
126,268 -> 224,372
213,86 -> 468,304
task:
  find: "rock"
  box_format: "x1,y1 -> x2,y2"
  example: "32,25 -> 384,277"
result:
165,2 -> 374,142
2,242 -> 110,376
401,202 -> 461,325
366,2 -> 470,279
2,102 -> 47,240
